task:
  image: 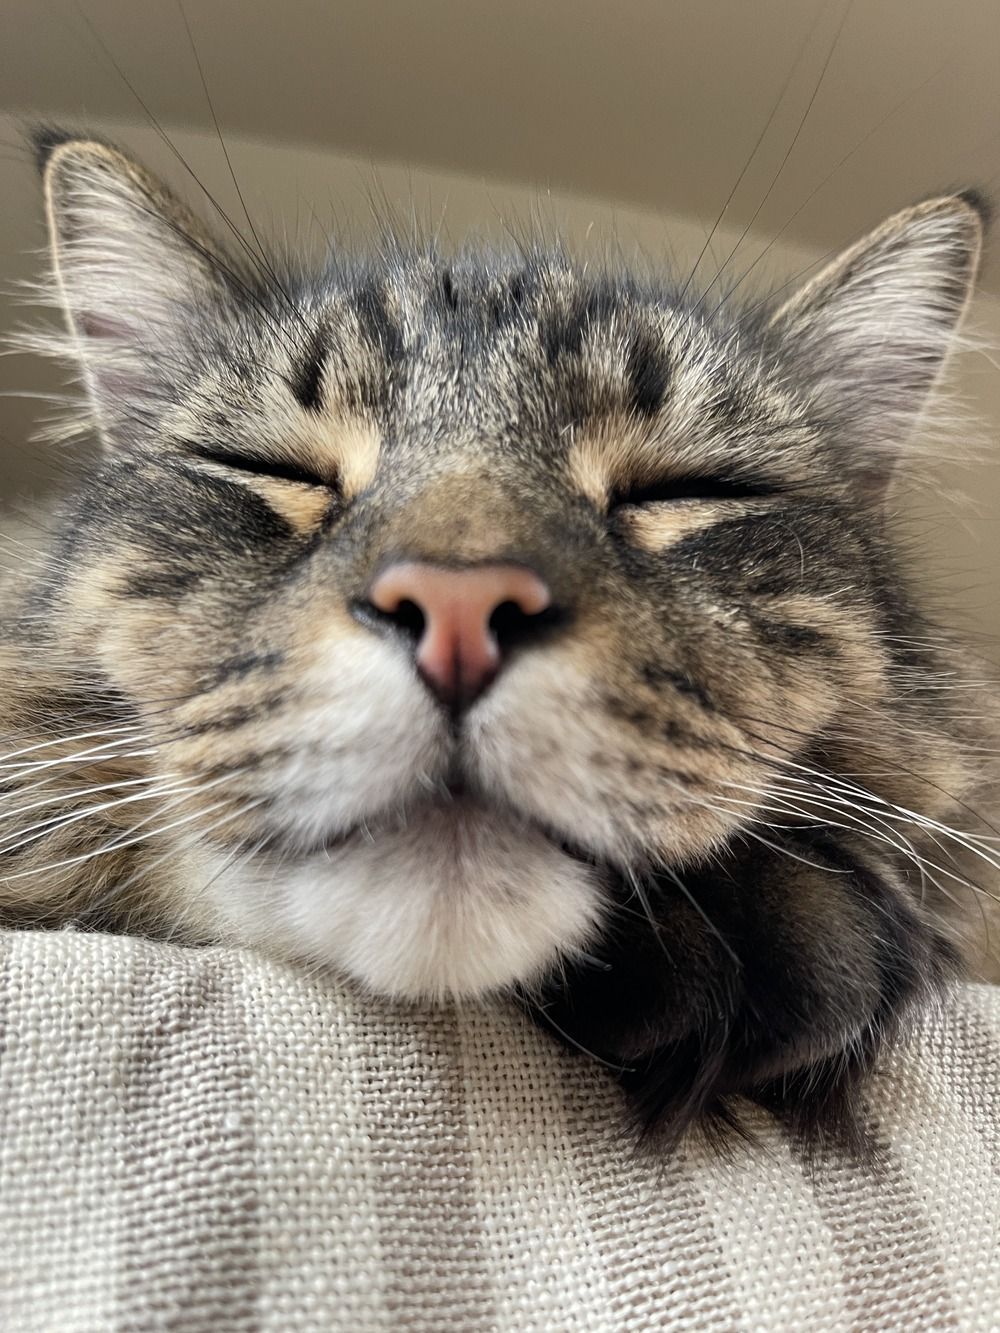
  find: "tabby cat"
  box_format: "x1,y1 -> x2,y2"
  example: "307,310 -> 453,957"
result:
2,128 -> 997,1151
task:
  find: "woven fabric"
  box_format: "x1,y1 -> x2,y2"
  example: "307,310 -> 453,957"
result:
0,929 -> 997,1332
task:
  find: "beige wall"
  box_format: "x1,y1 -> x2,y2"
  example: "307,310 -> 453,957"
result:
1,0 -> 997,642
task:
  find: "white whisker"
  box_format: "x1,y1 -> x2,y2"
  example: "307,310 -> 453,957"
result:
0,778 -> 197,857
0,725 -> 144,767
0,775 -> 166,824
0,770 -> 255,884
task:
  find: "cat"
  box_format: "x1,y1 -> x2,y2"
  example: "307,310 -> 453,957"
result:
1,125 -> 997,1153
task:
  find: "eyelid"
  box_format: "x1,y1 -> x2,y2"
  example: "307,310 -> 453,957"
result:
609,476 -> 778,508
187,445 -> 333,489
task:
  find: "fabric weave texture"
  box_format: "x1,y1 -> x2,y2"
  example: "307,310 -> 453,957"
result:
0,928 -> 997,1331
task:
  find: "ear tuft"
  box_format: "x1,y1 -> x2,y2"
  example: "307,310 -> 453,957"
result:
28,124 -> 108,176
955,187 -> 993,230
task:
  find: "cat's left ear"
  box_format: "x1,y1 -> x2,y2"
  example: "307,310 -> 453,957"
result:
34,128 -> 240,447
766,195 -> 985,498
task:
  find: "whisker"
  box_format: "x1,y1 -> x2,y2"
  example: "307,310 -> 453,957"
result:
719,43 -> 967,314
0,772 -> 257,885
622,863 -> 674,961
0,775 -> 164,824
515,992 -> 636,1074
0,778 -> 194,857
692,0 -> 854,315
174,0 -> 309,333
0,724 -> 143,766
656,862 -> 742,966
677,0 -> 821,301
80,796 -> 262,925
0,746 -> 158,778
710,779 -> 1000,906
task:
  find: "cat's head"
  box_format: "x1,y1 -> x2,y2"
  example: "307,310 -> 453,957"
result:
26,132 -> 989,1144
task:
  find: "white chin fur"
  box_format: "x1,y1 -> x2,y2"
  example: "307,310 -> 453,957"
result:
214,800 -> 604,1001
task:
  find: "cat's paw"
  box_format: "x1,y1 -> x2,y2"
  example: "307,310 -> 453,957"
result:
525,837 -> 960,1154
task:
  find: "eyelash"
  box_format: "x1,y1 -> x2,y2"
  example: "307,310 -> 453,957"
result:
189,445 -> 333,489
609,476 -> 777,508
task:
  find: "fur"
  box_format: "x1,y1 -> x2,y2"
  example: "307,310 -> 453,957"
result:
2,130 -> 998,1154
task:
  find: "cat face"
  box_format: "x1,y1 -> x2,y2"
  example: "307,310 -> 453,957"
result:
14,131 -> 991,1146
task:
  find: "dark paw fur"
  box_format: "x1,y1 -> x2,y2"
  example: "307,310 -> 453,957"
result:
524,835 -> 960,1156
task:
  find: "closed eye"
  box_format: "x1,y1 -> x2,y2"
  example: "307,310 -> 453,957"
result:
610,475 -> 777,508
187,444 -> 334,489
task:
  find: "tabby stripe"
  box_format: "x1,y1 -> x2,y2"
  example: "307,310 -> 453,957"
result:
205,652 -> 284,690
183,693 -> 288,736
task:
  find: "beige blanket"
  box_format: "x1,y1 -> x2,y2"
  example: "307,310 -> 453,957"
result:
0,928 -> 997,1331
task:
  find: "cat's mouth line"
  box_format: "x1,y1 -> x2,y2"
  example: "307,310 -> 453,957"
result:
272,776 -> 608,871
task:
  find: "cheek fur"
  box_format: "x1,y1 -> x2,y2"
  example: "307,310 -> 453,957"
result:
466,643 -> 790,866
161,626 -> 450,849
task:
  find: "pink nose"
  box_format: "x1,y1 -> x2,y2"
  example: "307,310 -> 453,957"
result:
367,562 -> 552,708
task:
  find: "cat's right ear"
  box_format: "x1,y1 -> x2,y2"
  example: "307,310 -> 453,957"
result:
34,129 -> 237,446
764,194 -> 985,499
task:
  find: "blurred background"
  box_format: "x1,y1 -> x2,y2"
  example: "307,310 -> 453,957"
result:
1,0 -> 997,639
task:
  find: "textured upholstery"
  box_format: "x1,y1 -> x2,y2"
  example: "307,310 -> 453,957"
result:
0,928 -> 997,1331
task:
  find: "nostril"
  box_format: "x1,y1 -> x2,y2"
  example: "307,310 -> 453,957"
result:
388,597 -> 426,644
361,563 -> 562,710
488,598 -> 563,653
355,595 -> 426,645
488,599 -> 530,649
